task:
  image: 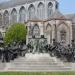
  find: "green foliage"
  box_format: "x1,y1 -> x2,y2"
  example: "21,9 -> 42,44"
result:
4,23 -> 27,45
0,72 -> 75,75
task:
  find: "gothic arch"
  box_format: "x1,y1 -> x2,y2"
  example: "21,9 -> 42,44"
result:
32,24 -> 40,37
37,2 -> 44,19
57,22 -> 69,29
48,2 -> 53,17
11,8 -> 17,24
48,2 -> 53,8
19,6 -> 26,23
57,23 -> 70,45
3,10 -> 9,26
0,13 -> 2,26
46,23 -> 51,29
28,4 -> 35,19
56,2 -> 58,9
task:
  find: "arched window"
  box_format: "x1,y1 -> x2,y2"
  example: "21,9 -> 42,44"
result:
11,8 -> 17,24
29,25 -> 33,36
57,23 -> 69,45
32,24 -> 40,37
46,24 -> 51,35
38,2 -> 44,19
19,6 -> 26,23
48,2 -> 53,18
0,14 -> 2,26
56,2 -> 58,9
3,10 -> 9,26
60,30 -> 66,44
28,4 -> 35,19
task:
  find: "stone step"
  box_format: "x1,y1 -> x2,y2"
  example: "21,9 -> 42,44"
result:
14,59 -> 57,61
12,55 -> 64,66
8,64 -> 71,71
0,53 -> 73,71
0,62 -> 6,71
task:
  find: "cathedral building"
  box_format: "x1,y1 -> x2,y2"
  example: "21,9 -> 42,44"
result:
0,0 -> 74,46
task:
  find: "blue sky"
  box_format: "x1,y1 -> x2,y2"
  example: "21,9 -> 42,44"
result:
0,0 -> 75,14
0,0 -> 9,3
59,0 -> 75,14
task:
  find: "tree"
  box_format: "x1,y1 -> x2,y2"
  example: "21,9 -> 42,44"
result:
4,23 -> 27,45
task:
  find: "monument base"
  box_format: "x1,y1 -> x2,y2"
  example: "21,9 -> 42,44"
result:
0,53 -> 73,71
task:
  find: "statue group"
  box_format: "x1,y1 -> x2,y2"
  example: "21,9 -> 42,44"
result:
28,37 -> 47,53
27,38 -> 75,62
0,35 -> 75,63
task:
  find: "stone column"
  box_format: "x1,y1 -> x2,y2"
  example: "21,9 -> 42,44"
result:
26,25 -> 29,45
40,22 -> 44,36
70,22 -> 73,45
9,10 -> 11,26
17,9 -> 20,23
52,24 -> 56,43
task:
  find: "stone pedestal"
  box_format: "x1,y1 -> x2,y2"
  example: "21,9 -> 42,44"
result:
2,53 -> 72,71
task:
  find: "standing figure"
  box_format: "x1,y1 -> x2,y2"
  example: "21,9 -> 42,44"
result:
2,45 -> 10,62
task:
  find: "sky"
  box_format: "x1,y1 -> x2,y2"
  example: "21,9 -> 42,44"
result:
0,0 -> 9,3
59,0 -> 75,14
0,0 -> 75,14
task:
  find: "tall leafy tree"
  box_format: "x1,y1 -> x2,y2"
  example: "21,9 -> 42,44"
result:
4,23 -> 27,45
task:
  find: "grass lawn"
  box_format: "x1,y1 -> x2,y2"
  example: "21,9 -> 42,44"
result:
0,72 -> 75,75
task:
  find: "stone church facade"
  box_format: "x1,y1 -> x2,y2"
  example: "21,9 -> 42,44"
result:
0,0 -> 74,46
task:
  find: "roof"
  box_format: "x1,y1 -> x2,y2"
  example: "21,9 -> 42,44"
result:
0,0 -> 57,9
65,14 -> 75,23
49,10 -> 66,20
0,0 -> 46,9
0,0 -> 39,9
